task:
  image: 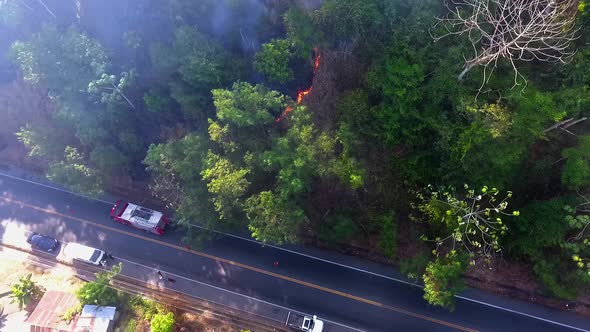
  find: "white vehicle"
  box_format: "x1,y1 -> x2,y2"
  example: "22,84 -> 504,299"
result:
110,200 -> 169,235
63,243 -> 106,266
286,312 -> 324,332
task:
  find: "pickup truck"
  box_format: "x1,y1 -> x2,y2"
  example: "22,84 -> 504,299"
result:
286,312 -> 324,332
63,243 -> 106,266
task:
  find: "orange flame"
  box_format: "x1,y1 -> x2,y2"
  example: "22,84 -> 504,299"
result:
314,54 -> 321,72
296,87 -> 312,104
276,49 -> 321,122
276,106 -> 294,122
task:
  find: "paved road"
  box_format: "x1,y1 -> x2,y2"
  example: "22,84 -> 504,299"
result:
0,173 -> 589,332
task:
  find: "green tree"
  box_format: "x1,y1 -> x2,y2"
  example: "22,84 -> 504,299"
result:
16,123 -> 69,160
400,254 -> 430,282
76,263 -> 121,306
144,133 -> 221,245
174,26 -> 227,90
212,81 -> 285,128
90,145 -> 129,175
336,90 -> 379,144
283,7 -> 320,58
9,24 -> 121,171
512,197 -> 571,258
244,106 -> 364,243
47,146 -> 104,197
318,212 -> 361,245
9,274 -> 41,310
202,152 -> 250,220
448,102 -> 523,187
144,88 -> 174,113
451,102 -> 513,164
379,211 -> 397,259
0,0 -> 24,26
262,106 -> 336,195
509,197 -> 590,298
9,25 -> 108,98
563,205 -> 590,276
367,48 -> 426,146
423,251 -> 467,310
254,39 -> 294,83
312,0 -> 382,40
561,135 -> 590,190
245,190 -> 305,244
150,25 -> 235,120
202,81 -> 289,228
150,312 -> 175,332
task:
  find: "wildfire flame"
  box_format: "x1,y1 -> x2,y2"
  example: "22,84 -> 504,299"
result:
313,52 -> 321,71
276,48 -> 321,122
296,87 -> 312,104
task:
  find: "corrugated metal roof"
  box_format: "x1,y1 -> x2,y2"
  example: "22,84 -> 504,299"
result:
26,291 -> 79,332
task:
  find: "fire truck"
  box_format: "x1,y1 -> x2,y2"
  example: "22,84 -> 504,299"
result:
110,200 -> 169,235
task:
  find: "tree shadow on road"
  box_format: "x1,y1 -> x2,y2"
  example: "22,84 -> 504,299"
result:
0,304 -> 5,330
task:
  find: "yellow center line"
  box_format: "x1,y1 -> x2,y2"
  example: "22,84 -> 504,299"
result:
1,196 -> 478,332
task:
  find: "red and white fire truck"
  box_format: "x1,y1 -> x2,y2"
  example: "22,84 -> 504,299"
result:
109,200 -> 170,235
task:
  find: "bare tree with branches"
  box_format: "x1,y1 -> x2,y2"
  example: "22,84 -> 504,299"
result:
416,185 -> 518,260
433,0 -> 580,89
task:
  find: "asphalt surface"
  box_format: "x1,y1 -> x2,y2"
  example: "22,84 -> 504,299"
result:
0,173 -> 589,332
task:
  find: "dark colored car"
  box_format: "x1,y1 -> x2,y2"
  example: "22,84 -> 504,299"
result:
26,233 -> 59,252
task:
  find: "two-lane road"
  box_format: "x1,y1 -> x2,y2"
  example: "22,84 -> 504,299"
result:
0,172 -> 588,331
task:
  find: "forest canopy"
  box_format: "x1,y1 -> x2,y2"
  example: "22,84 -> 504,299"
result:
2,0 -> 590,309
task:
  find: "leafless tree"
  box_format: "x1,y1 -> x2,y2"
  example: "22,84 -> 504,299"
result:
433,0 -> 580,89
3,0 -> 57,18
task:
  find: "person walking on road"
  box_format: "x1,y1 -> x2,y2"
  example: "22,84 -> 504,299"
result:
157,270 -> 163,280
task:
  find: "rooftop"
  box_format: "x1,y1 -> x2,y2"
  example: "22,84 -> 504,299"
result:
26,290 -> 79,332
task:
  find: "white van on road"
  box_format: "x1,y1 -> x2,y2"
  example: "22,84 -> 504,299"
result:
63,242 -> 106,266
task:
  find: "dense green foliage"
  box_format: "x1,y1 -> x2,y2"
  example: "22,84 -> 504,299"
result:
3,0 -> 590,310
150,312 -> 175,332
423,251 -> 468,311
76,263 -> 122,306
9,273 -> 41,310
255,39 -> 294,83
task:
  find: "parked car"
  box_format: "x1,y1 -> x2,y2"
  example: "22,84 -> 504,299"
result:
63,242 -> 106,266
26,233 -> 58,252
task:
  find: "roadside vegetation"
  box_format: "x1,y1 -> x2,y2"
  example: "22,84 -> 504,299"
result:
9,273 -> 43,310
0,250 -> 244,331
68,263 -> 233,331
1,0 -> 590,310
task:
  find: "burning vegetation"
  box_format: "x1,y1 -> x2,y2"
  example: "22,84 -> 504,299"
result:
276,48 -> 321,122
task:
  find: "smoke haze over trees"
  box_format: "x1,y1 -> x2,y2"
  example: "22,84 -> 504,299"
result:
2,0 -> 590,310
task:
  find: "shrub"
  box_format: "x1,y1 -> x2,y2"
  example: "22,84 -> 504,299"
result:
532,255 -> 590,300
317,212 -> 360,245
129,296 -> 159,321
400,253 -> 430,282
124,318 -> 138,332
422,251 -> 468,311
61,304 -> 82,323
511,197 -> 572,258
379,211 -> 397,259
9,273 -> 42,310
561,135 -> 590,190
150,312 -> 175,332
76,263 -> 121,306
